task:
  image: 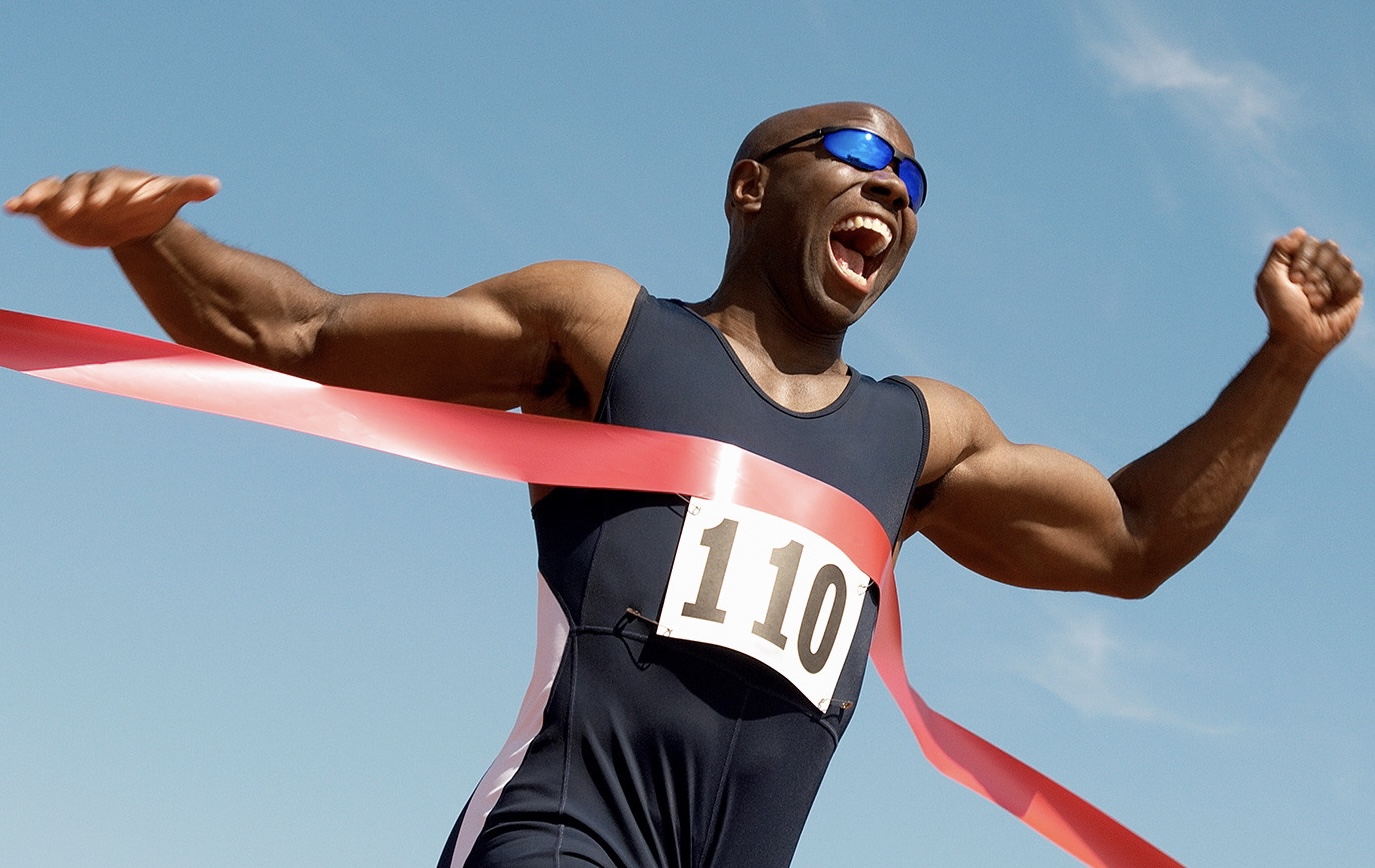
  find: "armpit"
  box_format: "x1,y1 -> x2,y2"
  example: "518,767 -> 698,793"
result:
528,352 -> 593,419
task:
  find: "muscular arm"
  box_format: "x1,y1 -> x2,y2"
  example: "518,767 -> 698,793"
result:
907,229 -> 1364,598
7,169 -> 639,416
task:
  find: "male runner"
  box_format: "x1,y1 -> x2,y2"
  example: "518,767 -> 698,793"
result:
7,102 -> 1363,867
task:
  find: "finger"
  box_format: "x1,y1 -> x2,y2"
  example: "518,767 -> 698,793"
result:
3,176 -> 64,214
1331,257 -> 1364,303
85,168 -> 127,211
1316,241 -> 1348,286
88,169 -> 177,210
1303,240 -> 1365,312
1303,242 -> 1342,308
48,172 -> 96,219
1289,231 -> 1321,282
1340,265 -> 1363,297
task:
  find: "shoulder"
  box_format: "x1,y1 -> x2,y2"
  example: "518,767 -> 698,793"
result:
461,260 -> 642,349
476,259 -> 641,315
492,261 -> 643,418
900,376 -> 1007,488
898,375 -> 1024,540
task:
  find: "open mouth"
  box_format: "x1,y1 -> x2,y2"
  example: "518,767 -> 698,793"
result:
828,215 -> 893,290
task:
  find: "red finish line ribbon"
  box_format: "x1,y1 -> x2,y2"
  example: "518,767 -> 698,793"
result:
0,307 -> 1183,868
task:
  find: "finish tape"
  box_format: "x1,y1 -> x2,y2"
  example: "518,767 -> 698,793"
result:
0,307 -> 1182,867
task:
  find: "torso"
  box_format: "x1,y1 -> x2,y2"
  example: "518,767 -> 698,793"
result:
441,290 -> 930,868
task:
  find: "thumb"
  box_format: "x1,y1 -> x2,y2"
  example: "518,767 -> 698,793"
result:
170,174 -> 221,203
1260,228 -> 1305,281
130,173 -> 222,207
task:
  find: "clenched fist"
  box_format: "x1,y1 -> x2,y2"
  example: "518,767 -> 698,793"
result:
1255,228 -> 1364,360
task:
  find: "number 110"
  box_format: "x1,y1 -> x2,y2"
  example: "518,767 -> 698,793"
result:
678,518 -> 848,674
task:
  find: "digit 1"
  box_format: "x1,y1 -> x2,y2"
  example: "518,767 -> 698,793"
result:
752,540 -> 802,649
680,518 -> 738,623
797,564 -> 846,674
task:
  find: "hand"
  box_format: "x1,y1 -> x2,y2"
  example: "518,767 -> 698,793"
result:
5,168 -> 220,249
1255,228 -> 1364,360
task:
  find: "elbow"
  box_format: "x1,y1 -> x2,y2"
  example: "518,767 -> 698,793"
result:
1104,574 -> 1165,600
218,304 -> 329,374
256,321 -> 324,372
1092,510 -> 1174,599
984,552 -> 1169,598
1049,533 -> 1171,598
1093,553 -> 1174,600
163,305 -> 324,373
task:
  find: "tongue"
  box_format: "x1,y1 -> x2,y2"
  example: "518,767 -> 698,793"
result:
830,238 -> 865,275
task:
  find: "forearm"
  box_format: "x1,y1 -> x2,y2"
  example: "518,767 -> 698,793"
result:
916,231 -> 1360,598
111,218 -> 335,369
1110,336 -> 1322,588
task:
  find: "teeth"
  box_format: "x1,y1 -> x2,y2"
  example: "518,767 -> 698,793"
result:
831,215 -> 892,256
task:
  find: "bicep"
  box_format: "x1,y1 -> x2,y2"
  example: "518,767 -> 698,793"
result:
908,387 -> 1146,595
292,261 -> 639,411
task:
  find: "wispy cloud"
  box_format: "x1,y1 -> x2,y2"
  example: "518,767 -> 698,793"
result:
1011,605 -> 1237,735
1097,24 -> 1286,144
1075,0 -> 1295,163
1069,0 -> 1317,228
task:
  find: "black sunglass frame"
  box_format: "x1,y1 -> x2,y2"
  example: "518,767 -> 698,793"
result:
754,126 -> 927,211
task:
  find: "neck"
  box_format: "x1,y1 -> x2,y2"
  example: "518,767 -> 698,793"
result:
688,272 -> 852,412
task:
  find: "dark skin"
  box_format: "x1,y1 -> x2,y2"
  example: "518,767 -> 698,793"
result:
6,101 -> 1364,600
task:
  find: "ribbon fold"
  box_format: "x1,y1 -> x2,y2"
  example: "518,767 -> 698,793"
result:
0,307 -> 1182,868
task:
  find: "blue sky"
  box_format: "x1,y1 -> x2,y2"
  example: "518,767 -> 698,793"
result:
2,2 -> 1371,866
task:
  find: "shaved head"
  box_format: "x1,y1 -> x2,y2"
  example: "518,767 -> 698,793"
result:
732,102 -> 911,166
712,100 -> 921,328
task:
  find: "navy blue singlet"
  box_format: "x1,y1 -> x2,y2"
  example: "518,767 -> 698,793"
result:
439,290 -> 929,868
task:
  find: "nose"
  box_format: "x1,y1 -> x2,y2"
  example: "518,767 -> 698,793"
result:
862,168 -> 910,212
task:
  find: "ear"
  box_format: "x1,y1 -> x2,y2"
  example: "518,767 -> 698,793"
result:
724,159 -> 766,218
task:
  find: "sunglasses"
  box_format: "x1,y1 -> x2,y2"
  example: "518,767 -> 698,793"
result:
755,126 -> 927,212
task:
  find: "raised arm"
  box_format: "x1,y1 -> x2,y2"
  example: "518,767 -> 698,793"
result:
6,168 -> 639,417
906,229 -> 1364,598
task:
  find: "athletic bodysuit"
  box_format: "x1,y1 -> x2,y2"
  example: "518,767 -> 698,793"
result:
439,290 -> 930,868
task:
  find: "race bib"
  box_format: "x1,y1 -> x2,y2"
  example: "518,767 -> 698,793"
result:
658,497 -> 872,712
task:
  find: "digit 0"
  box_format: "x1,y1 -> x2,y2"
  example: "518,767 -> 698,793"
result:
796,564 -> 846,674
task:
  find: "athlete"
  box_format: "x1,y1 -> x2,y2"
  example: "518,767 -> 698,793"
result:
6,102 -> 1364,867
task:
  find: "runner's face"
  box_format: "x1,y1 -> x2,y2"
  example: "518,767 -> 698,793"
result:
750,107 -> 920,329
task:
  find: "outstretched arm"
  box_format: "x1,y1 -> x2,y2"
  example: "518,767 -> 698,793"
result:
6,168 -> 639,416
907,229 -> 1363,598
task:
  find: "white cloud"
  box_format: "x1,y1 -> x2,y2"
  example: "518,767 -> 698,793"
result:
1091,24 -> 1288,145
1072,0 -> 1300,195
1078,0 -> 1292,149
1012,605 -> 1237,735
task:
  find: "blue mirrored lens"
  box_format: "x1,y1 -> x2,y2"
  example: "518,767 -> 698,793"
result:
897,161 -> 926,210
822,129 -> 892,171
822,128 -> 925,211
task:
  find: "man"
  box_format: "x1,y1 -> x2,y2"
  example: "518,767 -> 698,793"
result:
6,101 -> 1363,867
